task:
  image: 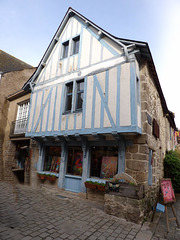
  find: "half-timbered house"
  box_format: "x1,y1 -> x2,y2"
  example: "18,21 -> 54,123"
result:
23,8 -> 176,222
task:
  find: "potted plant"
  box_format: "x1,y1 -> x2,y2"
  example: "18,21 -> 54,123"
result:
96,182 -> 106,192
46,174 -> 57,182
84,181 -> 97,190
37,173 -> 46,180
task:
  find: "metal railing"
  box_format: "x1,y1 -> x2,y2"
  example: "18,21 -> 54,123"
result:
10,118 -> 28,135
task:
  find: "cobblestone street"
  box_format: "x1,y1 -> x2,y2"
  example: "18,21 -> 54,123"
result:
0,182 -> 179,240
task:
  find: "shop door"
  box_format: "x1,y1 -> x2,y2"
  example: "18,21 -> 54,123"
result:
65,146 -> 83,192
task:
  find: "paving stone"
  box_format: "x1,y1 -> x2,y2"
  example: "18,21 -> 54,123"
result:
0,182 -> 179,240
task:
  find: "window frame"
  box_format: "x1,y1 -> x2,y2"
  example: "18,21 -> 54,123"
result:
71,35 -> 80,55
61,40 -> 69,59
64,79 -> 84,114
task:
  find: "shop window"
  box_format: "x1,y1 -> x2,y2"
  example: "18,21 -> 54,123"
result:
71,35 -> 80,55
43,146 -> 61,173
64,79 -> 84,113
91,146 -> 118,179
67,147 -> 83,176
62,40 -> 69,59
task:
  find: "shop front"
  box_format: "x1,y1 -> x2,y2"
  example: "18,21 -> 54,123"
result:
37,138 -> 126,193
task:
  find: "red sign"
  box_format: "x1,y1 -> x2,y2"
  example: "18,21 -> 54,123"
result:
160,179 -> 176,204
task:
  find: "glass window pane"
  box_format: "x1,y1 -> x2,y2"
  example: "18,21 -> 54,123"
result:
76,80 -> 84,110
67,147 -> 83,176
44,146 -> 61,173
72,36 -> 80,55
62,41 -> 69,58
66,95 -> 72,111
76,93 -> 83,109
91,146 -> 118,179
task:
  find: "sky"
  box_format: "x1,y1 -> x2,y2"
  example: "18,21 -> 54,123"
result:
1,0 -> 180,128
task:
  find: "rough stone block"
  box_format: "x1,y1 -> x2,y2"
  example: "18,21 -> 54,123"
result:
126,160 -> 147,171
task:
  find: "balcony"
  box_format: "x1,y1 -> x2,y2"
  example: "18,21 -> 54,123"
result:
10,118 -> 28,137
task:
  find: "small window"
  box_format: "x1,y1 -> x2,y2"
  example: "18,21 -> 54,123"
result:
76,80 -> 84,110
72,36 -> 80,55
62,40 -> 69,58
65,82 -> 73,112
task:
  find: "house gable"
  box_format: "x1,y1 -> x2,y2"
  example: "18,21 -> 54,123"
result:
35,15 -> 122,86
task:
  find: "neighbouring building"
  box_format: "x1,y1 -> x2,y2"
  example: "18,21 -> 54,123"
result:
22,8 -> 176,222
0,50 -> 35,182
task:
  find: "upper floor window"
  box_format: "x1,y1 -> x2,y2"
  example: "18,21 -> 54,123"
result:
64,79 -> 84,113
76,80 -> 84,110
62,40 -> 69,58
72,36 -> 80,55
14,101 -> 30,134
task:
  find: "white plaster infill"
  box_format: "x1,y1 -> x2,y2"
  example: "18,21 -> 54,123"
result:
33,55 -> 127,91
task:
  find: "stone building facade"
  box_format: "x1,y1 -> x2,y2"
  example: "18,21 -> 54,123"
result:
0,50 -> 35,181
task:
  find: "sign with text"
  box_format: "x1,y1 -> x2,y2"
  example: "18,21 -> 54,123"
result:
160,178 -> 176,204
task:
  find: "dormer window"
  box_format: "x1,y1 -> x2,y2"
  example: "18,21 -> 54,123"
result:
72,35 -> 80,55
62,40 -> 69,58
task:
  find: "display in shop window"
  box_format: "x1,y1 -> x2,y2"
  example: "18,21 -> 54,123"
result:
100,156 -> 117,179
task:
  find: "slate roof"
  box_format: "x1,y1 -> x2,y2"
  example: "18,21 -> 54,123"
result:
0,50 -> 33,74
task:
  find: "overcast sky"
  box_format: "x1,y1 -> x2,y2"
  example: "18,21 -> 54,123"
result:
1,0 -> 180,128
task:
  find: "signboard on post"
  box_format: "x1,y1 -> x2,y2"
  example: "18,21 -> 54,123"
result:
160,178 -> 176,204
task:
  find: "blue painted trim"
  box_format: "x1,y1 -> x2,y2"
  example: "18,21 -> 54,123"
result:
148,149 -> 153,186
45,88 -> 52,132
33,88 -> 52,132
94,75 -> 115,128
65,175 -> 82,180
26,94 -> 33,134
74,16 -> 119,57
118,141 -> 125,174
116,65 -> 121,126
31,92 -> 38,133
26,125 -> 142,137
65,115 -> 68,130
52,86 -> 58,131
35,55 -> 125,89
74,114 -> 77,129
59,84 -> 65,130
82,76 -> 87,129
100,70 -> 109,128
130,62 -> 137,126
40,91 -> 45,132
91,76 -> 96,129
77,26 -> 83,69
89,34 -> 93,65
71,79 -> 76,112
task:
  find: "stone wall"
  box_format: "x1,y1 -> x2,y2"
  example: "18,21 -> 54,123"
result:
3,141 -> 16,182
0,68 -> 35,181
124,62 -> 172,203
29,140 -> 39,188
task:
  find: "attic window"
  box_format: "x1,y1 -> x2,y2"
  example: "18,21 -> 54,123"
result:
62,40 -> 69,58
72,35 -> 80,55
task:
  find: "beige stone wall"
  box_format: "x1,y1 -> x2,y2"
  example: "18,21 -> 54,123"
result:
29,140 -> 39,188
0,68 -> 35,181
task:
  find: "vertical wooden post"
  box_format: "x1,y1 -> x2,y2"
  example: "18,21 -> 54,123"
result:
165,205 -> 170,233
